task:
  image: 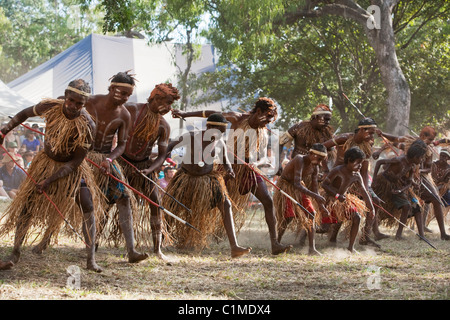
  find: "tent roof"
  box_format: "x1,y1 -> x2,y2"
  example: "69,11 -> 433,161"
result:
7,33 -> 223,133
0,79 -> 35,117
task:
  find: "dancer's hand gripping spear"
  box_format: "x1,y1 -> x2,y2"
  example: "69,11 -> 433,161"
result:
16,121 -> 201,234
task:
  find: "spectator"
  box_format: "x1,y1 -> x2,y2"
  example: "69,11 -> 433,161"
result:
0,155 -> 26,199
21,130 -> 41,154
3,141 -> 25,168
32,123 -> 45,144
159,166 -> 177,189
2,127 -> 21,150
22,151 -> 34,170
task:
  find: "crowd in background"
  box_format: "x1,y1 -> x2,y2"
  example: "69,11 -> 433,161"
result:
0,122 -> 45,199
0,121 -> 183,200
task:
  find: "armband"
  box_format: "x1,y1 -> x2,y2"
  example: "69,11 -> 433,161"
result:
335,193 -> 340,199
105,158 -> 113,163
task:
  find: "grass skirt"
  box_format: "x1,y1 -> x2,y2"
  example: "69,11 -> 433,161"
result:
161,169 -> 227,250
87,151 -> 137,247
325,193 -> 368,229
0,151 -> 103,245
372,174 -> 420,228
274,178 -> 318,233
117,157 -> 172,248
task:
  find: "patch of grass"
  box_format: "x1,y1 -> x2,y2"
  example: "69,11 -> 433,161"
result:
0,209 -> 449,300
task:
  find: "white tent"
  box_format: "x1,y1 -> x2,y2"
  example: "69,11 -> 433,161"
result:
0,79 -> 35,117
7,33 -> 222,132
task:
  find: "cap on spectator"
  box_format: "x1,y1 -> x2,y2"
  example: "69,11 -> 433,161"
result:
8,141 -> 18,148
2,155 -> 20,163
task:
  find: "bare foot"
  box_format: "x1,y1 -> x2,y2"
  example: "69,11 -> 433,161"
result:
0,260 -> 14,270
395,235 -> 404,241
128,250 -> 149,263
271,242 -> 292,255
8,250 -> 20,264
441,234 -> 450,241
347,247 -> 360,254
374,233 -> 390,241
424,227 -> 433,233
32,244 -> 46,255
87,261 -> 103,273
308,248 -> 322,256
359,237 -> 381,248
154,251 -> 174,265
231,246 -> 252,258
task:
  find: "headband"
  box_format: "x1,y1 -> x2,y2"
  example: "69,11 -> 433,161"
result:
312,110 -> 332,115
66,86 -> 90,97
206,121 -> 228,127
310,149 -> 327,157
441,149 -> 450,157
358,124 -> 377,129
110,82 -> 135,88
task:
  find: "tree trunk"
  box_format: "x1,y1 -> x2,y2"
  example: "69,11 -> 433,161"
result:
364,2 -> 410,135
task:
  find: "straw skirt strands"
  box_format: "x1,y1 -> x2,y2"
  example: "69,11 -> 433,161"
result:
325,193 -> 368,228
0,100 -> 102,244
117,157 -> 172,248
289,121 -> 334,158
0,152 -> 103,244
87,151 -> 138,247
161,169 -> 228,250
225,118 -> 268,225
274,177 -> 319,234
371,173 -> 420,228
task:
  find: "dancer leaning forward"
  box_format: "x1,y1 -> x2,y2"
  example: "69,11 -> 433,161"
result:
164,113 -> 251,258
0,79 -> 104,272
274,144 -> 330,255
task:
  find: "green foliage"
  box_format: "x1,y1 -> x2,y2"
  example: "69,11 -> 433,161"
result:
0,0 -> 103,83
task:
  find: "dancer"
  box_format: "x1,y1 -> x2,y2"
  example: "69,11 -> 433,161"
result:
164,113 -> 252,257
379,127 -> 450,240
172,98 -> 291,255
84,71 -> 148,262
371,139 -> 429,240
119,83 -> 180,260
0,79 -> 103,272
321,147 -> 375,252
274,143 -> 329,255
279,104 -> 334,174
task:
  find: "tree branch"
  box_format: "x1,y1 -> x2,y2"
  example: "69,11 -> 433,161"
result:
282,3 -> 369,27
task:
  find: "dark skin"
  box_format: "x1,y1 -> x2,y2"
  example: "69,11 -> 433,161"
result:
321,158 -> 375,253
432,153 -> 450,187
276,152 -> 329,255
0,91 -> 102,272
122,94 -> 173,261
84,83 -> 149,263
279,114 -> 332,175
323,127 -> 377,189
380,131 -> 450,240
323,126 -> 386,242
172,108 -> 292,255
372,154 -> 424,240
167,124 -> 252,258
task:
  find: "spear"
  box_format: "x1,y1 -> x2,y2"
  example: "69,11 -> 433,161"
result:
373,202 -> 437,250
118,155 -> 192,213
15,121 -> 201,233
342,93 -> 365,118
85,158 -> 201,233
229,151 -> 319,224
0,144 -> 89,247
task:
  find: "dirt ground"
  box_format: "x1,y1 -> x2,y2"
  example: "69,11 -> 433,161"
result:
0,201 -> 449,302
